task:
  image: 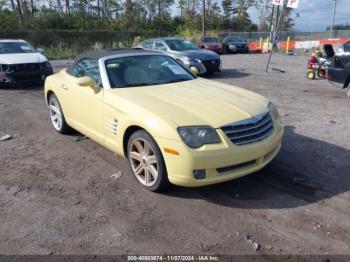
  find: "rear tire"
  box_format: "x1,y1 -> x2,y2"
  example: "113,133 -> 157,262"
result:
127,130 -> 170,192
48,94 -> 71,134
317,69 -> 326,78
343,76 -> 350,89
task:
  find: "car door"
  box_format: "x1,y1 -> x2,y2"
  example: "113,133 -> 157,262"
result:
64,59 -> 104,142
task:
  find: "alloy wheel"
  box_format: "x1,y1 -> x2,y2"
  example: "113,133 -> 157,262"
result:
49,97 -> 63,131
129,138 -> 159,187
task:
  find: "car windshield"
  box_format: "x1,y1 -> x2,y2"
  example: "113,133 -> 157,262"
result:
105,55 -> 195,88
227,36 -> 245,43
0,42 -> 35,54
203,37 -> 218,43
165,39 -> 198,51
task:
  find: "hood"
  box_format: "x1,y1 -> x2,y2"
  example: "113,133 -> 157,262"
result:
229,41 -> 247,45
204,42 -> 220,47
109,78 -> 268,128
0,53 -> 48,64
172,49 -> 219,60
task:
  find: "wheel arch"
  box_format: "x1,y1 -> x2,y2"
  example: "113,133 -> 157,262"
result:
46,90 -> 55,104
122,125 -> 145,157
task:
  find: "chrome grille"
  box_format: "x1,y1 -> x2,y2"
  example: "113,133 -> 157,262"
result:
221,112 -> 274,145
11,63 -> 40,72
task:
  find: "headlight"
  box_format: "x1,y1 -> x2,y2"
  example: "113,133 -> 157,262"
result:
42,61 -> 52,68
337,46 -> 344,54
178,126 -> 221,148
180,56 -> 190,64
268,102 -> 280,120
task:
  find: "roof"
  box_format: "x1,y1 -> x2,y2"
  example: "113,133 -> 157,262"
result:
67,48 -> 163,74
144,37 -> 183,42
73,48 -> 160,61
0,39 -> 27,43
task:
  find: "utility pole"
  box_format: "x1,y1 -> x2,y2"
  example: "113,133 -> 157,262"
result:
159,0 -> 162,36
202,0 -> 206,36
265,4 -> 285,73
330,0 -> 337,39
259,0 -> 268,31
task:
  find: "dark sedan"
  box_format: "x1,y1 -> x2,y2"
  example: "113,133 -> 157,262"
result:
138,37 -> 221,75
223,36 -> 249,54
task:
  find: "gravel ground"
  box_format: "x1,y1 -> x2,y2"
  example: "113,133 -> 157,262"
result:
0,53 -> 349,256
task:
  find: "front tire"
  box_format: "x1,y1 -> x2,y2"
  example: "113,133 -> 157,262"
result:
48,94 -> 71,134
306,70 -> 316,80
127,130 -> 170,192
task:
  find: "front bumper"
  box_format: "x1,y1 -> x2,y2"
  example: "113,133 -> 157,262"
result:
206,47 -> 224,54
156,120 -> 284,187
229,45 -> 249,53
0,63 -> 53,86
183,58 -> 221,75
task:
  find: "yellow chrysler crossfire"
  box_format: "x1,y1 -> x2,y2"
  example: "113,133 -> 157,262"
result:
45,49 -> 284,191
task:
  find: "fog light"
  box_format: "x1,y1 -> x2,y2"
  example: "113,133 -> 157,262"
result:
193,169 -> 206,180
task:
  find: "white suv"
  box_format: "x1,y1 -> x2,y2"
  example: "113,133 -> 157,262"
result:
0,39 -> 53,87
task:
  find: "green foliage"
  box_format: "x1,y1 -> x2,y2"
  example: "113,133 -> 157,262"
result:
328,24 -> 350,30
175,24 -> 200,42
0,10 -> 21,31
45,46 -> 76,59
0,0 -> 270,58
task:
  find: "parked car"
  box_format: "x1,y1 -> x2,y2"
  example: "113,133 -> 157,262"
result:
223,36 -> 249,53
0,39 -> 53,87
44,49 -> 284,191
327,40 -> 350,91
138,37 -> 221,75
198,36 -> 224,54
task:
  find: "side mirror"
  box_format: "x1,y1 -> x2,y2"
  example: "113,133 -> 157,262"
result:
77,76 -> 95,87
160,47 -> 168,51
36,48 -> 44,54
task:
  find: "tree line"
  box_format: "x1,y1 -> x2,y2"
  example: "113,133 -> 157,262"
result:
0,0 -> 293,34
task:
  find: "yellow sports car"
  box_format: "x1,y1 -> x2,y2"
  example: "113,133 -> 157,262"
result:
45,49 -> 284,191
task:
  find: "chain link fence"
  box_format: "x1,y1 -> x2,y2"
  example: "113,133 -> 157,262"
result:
1,30 -> 349,58
0,30 -> 158,59
211,30 -> 350,42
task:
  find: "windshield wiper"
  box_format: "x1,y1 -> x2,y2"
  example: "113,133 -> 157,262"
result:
123,82 -> 158,87
162,78 -> 192,84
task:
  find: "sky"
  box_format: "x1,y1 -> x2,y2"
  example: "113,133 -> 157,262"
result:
263,0 -> 350,31
249,0 -> 350,31
172,0 -> 350,32
290,0 -> 350,31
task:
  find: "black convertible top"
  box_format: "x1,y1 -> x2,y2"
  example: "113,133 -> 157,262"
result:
74,48 -> 158,61
68,48 -> 160,73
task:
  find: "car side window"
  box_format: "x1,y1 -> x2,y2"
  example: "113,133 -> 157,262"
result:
154,42 -> 166,50
344,42 -> 350,52
142,41 -> 154,49
71,59 -> 102,87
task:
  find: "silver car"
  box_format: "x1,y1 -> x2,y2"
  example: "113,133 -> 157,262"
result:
138,37 -> 221,75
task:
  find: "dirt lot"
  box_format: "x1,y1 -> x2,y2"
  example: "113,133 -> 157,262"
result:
0,53 -> 350,255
